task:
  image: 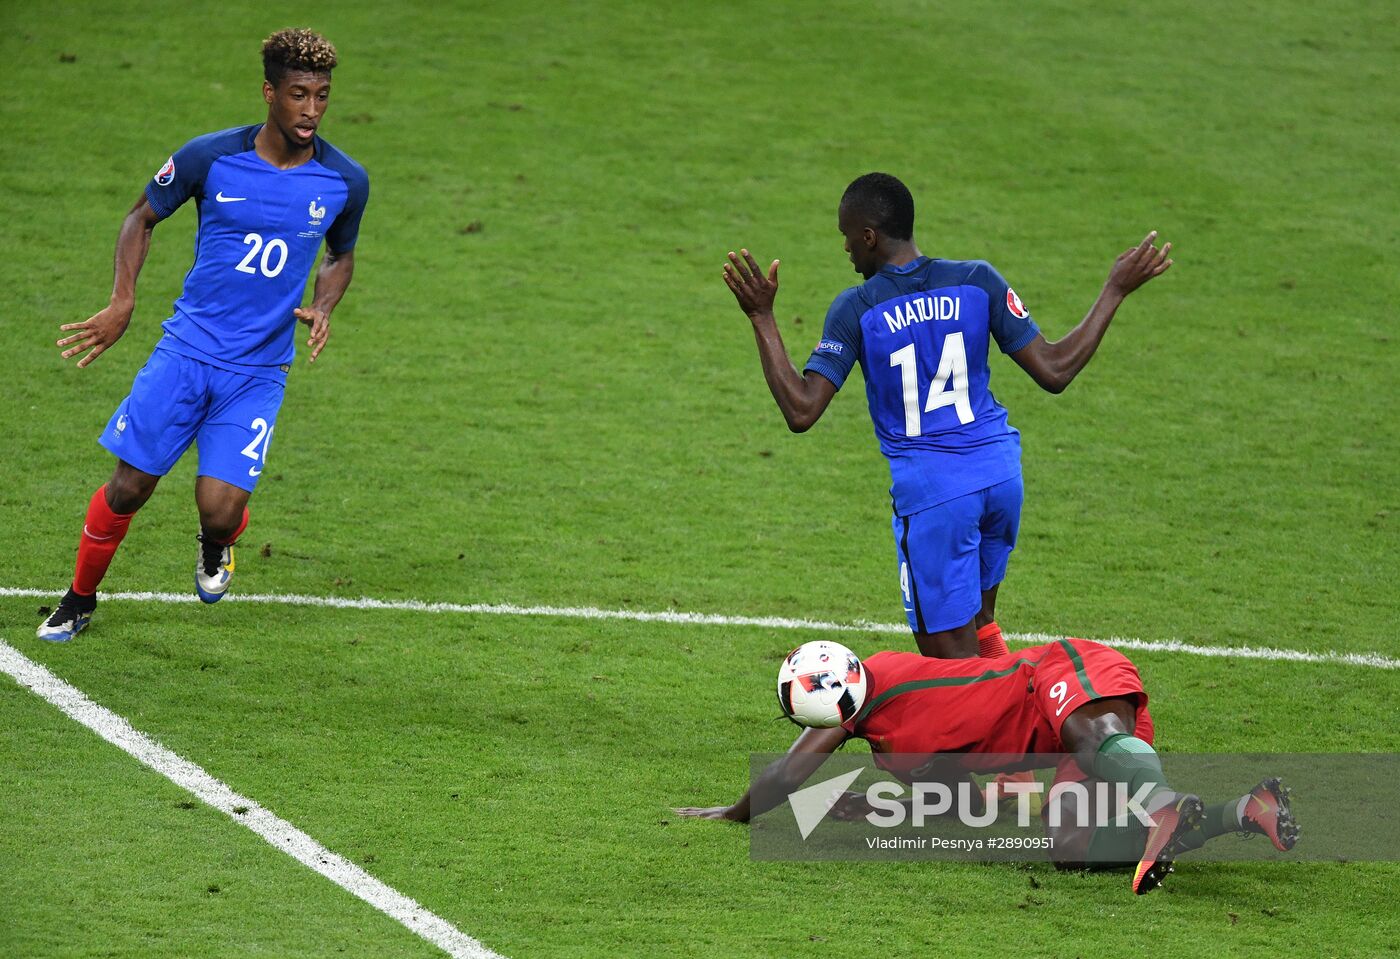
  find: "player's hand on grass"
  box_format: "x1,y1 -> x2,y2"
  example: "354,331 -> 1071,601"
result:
1105,230 -> 1173,298
57,303 -> 133,367
295,307 -> 330,363
828,790 -> 879,822
674,805 -> 743,821
723,249 -> 780,319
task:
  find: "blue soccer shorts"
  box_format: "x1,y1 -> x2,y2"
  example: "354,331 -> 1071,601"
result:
99,348 -> 285,493
892,474 -> 1024,634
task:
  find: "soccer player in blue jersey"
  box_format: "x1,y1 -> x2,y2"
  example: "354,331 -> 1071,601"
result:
723,173 -> 1170,660
38,29 -> 369,642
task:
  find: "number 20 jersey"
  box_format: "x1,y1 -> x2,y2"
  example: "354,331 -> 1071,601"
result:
804,258 -> 1039,516
145,124 -> 369,382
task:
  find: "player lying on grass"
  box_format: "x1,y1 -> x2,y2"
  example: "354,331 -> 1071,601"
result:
723,174 -> 1172,660
39,29 -> 368,641
677,640 -> 1297,894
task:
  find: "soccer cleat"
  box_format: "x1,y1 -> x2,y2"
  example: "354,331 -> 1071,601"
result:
36,589 -> 96,642
195,533 -> 236,604
1239,778 -> 1299,851
1132,792 -> 1204,895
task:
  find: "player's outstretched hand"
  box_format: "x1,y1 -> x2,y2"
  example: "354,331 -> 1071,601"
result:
1105,231 -> 1173,298
674,805 -> 743,821
295,307 -> 331,363
57,303 -> 133,368
828,790 -> 879,822
723,249 -> 780,318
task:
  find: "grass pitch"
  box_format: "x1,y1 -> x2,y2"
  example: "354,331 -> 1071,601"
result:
2,1 -> 1398,957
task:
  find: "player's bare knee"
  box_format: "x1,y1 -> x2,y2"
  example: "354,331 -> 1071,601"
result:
106,464 -> 158,513
197,502 -> 241,540
1058,697 -> 1138,774
194,476 -> 249,537
914,624 -> 979,659
975,587 -> 998,628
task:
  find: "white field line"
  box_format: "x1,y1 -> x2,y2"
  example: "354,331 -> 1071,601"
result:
4,585 -> 1397,670
0,640 -> 505,959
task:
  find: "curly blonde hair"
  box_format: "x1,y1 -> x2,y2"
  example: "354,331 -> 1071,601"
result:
262,28 -> 337,85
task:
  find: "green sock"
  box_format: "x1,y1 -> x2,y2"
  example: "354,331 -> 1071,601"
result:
1169,797 -> 1245,852
1086,818 -> 1149,865
1091,734 -> 1172,805
1079,736 -> 1178,866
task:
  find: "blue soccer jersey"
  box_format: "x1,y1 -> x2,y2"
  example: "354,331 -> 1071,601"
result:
144,125 -> 369,381
804,258 -> 1039,516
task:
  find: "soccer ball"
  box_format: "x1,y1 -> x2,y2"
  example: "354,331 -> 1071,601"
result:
776,641 -> 868,728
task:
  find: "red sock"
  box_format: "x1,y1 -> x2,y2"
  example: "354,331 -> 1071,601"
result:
72,485 -> 136,596
218,506 -> 250,545
977,620 -> 1008,657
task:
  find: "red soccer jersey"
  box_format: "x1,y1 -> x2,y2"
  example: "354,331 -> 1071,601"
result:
841,639 -> 1152,778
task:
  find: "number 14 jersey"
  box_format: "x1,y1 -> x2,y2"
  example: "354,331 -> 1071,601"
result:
804,258 -> 1039,516
145,124 -> 369,382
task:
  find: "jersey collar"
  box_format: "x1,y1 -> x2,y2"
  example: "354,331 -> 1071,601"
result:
246,123 -> 324,169
879,256 -> 929,277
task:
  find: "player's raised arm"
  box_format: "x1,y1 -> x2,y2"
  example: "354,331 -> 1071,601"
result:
676,724 -> 849,822
57,196 -> 163,368
1010,231 -> 1173,394
724,249 -> 837,432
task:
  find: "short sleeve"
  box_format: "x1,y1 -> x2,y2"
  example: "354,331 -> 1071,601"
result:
325,164 -> 369,254
803,288 -> 864,390
144,136 -> 219,219
970,260 -> 1040,355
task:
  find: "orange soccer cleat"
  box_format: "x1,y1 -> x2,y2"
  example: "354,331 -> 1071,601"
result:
1238,778 -> 1299,852
1132,792 -> 1204,895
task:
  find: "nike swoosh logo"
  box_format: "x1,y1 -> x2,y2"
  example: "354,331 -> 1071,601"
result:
248,466 -> 262,477
1054,694 -> 1080,717
215,192 -> 247,203
82,525 -> 117,542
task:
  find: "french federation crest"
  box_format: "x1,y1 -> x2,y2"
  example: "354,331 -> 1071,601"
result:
154,156 -> 175,186
308,198 -> 326,226
1006,288 -> 1029,319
